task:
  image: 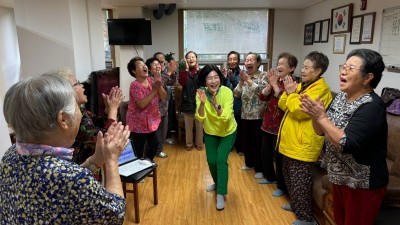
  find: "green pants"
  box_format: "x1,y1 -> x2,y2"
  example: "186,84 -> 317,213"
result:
204,131 -> 237,195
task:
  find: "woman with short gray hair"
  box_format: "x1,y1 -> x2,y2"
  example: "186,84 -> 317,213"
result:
0,73 -> 130,224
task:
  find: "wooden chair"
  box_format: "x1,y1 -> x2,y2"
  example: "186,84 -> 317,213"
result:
121,166 -> 158,223
174,83 -> 186,145
118,101 -> 159,223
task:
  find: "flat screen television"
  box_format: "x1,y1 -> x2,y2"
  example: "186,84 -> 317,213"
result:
107,18 -> 152,45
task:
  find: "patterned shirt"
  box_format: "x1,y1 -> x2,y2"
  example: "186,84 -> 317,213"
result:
127,77 -> 161,133
233,71 -> 268,120
322,91 -> 389,189
0,144 -> 125,224
73,107 -> 115,164
155,72 -> 176,116
259,79 -> 285,135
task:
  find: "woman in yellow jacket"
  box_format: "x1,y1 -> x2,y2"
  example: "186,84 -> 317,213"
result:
278,51 -> 332,225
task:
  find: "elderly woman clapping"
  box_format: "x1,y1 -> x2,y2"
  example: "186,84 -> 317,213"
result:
300,49 -> 389,225
0,73 -> 130,224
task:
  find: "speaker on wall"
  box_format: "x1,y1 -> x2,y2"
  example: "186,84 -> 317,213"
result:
165,4 -> 176,16
153,4 -> 166,20
153,3 -> 176,20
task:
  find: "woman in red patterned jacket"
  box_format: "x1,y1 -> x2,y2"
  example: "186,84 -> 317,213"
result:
258,53 -> 298,198
53,67 -> 124,165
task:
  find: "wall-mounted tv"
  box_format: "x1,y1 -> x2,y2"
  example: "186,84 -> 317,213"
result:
107,18 -> 152,45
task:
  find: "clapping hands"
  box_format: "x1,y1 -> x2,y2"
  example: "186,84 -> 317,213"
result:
197,88 -> 206,104
300,94 -> 326,120
239,70 -> 249,82
283,75 -> 298,95
103,86 -> 124,118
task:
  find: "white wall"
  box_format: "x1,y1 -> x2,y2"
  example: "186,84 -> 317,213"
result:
14,0 -> 75,79
0,7 -> 17,158
273,9 -> 303,76
13,0 -> 104,81
144,9 -> 179,60
300,0 -> 400,94
86,0 -> 106,71
70,0 -> 95,78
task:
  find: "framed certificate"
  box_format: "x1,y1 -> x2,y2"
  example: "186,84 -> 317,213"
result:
361,12 -> 376,44
350,15 -> 362,44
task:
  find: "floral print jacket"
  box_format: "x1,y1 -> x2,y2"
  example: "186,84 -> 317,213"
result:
0,145 -> 126,224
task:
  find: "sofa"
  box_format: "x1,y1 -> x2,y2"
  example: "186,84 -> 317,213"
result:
311,111 -> 400,225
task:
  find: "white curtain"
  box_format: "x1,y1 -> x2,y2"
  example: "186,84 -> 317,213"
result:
0,7 -> 20,158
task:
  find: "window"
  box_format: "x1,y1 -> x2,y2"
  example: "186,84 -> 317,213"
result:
180,9 -> 272,70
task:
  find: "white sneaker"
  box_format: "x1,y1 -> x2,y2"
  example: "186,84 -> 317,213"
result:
206,184 -> 216,192
254,172 -> 263,179
241,166 -> 254,171
165,138 -> 175,144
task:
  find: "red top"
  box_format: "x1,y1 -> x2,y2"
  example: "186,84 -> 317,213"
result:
258,79 -> 285,135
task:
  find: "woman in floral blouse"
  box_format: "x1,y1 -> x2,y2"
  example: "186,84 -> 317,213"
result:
300,49 -> 388,225
233,52 -> 267,179
53,68 -> 124,165
0,73 -> 129,224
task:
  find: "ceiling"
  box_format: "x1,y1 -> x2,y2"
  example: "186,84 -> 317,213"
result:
0,0 -> 325,10
101,0 -> 325,10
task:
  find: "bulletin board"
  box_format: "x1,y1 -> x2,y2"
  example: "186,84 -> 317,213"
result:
379,6 -> 400,72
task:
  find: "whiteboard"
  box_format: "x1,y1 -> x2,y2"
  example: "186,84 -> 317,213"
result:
379,6 -> 400,68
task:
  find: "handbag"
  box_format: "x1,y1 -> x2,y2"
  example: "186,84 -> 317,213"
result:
381,87 -> 400,106
387,99 -> 400,116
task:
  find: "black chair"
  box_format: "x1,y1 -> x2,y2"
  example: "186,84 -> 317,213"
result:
120,165 -> 158,223
118,101 -> 159,223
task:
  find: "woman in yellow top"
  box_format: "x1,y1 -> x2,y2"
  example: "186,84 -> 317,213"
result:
278,51 -> 332,225
196,64 -> 237,211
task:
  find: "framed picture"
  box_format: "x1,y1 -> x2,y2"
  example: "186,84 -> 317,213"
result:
350,15 -> 363,44
331,3 -> 353,34
321,19 -> 330,42
361,12 -> 376,43
304,23 -> 314,45
314,21 -> 321,43
333,34 -> 346,54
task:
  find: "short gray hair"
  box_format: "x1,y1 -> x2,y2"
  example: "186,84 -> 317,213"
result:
46,67 -> 74,81
3,73 -> 77,142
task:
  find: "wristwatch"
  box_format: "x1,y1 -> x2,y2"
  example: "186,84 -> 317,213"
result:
214,104 -> 221,111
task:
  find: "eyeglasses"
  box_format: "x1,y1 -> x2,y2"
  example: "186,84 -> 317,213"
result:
72,81 -> 81,87
339,64 -> 363,72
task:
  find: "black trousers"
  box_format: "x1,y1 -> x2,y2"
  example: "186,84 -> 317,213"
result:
260,131 -> 277,181
131,131 -> 159,161
240,119 -> 262,172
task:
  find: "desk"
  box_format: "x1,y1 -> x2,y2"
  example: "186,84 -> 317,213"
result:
120,165 -> 158,223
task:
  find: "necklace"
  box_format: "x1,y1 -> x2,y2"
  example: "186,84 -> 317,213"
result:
205,87 -> 220,111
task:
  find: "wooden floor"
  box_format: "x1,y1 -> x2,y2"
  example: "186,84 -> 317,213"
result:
122,143 -> 296,225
